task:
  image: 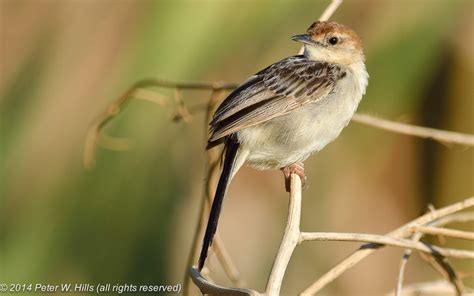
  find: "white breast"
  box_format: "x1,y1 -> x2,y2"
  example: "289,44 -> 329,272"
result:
238,61 -> 368,170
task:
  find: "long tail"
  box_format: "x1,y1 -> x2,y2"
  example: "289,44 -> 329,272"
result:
198,135 -> 240,270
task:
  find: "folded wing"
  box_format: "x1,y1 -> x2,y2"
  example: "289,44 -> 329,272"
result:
208,55 -> 345,146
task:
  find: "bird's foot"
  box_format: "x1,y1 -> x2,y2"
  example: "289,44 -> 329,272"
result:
281,163 -> 306,192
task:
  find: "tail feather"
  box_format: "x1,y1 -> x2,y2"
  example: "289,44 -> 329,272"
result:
198,135 -> 239,270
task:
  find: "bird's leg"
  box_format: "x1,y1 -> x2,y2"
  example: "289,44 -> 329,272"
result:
281,162 -> 306,192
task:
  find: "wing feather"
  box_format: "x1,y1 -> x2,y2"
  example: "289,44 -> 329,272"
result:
208,55 -> 345,144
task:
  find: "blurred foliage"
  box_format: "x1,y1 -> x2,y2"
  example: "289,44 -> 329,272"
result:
0,0 -> 473,295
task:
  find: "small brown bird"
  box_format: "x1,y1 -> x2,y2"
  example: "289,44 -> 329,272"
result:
198,21 -> 368,270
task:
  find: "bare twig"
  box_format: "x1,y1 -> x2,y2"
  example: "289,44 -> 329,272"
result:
183,90 -> 247,295
300,229 -> 469,295
299,232 -> 474,259
388,280 -> 474,296
182,91 -> 223,296
300,197 -> 474,295
213,234 -> 247,287
83,79 -> 237,169
319,0 -> 343,22
352,113 -> 474,147
189,266 -> 260,296
415,210 -> 474,295
265,173 -> 302,296
395,233 -> 422,296
412,226 -> 474,241
395,205 -> 460,296
432,211 -> 474,226
403,207 -> 473,296
190,172 -> 474,296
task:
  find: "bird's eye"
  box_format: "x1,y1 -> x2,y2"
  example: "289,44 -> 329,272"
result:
329,37 -> 339,45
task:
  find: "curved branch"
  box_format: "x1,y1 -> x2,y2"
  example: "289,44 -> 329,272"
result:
300,197 -> 474,295
299,232 -> 474,259
83,79 -> 237,169
352,113 -> 474,147
189,267 -> 260,296
396,209 -> 474,296
265,174 -> 302,295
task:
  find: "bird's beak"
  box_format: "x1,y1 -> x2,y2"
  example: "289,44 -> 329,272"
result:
291,34 -> 318,46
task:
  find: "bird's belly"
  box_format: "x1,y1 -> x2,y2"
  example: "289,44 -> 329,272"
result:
237,90 -> 360,170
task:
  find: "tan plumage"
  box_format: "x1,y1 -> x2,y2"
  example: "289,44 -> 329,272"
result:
198,21 -> 369,270
209,58 -> 345,143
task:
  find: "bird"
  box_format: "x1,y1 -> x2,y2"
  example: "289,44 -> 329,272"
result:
198,21 -> 368,271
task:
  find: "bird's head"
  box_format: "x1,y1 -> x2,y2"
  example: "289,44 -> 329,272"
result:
291,21 -> 364,65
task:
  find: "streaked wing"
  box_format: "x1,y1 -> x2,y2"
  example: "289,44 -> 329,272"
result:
208,55 -> 345,144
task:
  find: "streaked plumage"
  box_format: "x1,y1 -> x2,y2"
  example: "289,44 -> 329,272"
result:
208,56 -> 345,144
198,21 -> 368,270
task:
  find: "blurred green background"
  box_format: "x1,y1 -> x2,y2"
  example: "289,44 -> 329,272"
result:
1,0 -> 473,295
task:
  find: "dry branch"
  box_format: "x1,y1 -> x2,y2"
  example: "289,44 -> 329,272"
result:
83,79 -> 237,169
189,267 -> 260,296
352,113 -> 474,147
388,280 -> 474,296
301,197 -> 474,295
412,226 -> 474,241
396,210 -> 474,296
83,80 -> 474,169
182,90 -> 246,295
265,174 -> 302,295
299,232 -> 474,259
189,171 -> 474,295
318,0 -> 343,22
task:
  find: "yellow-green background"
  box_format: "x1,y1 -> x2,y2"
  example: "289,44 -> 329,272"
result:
1,0 -> 473,295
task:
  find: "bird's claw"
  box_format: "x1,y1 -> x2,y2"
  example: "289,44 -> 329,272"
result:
281,163 -> 306,192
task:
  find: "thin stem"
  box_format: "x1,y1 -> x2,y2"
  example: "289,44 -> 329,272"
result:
189,266 -> 260,296
265,174 -> 302,296
300,197 -> 474,295
214,235 -> 247,287
299,232 -> 474,259
413,226 -> 474,241
352,113 -> 474,147
319,0 -> 343,22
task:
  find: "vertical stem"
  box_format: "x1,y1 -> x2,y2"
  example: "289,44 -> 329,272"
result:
265,174 -> 302,295
183,91 -> 223,295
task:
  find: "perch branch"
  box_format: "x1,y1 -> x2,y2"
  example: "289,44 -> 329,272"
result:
190,2 -> 342,294
190,174 -> 474,295
265,173 -> 302,295
85,80 -> 474,295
